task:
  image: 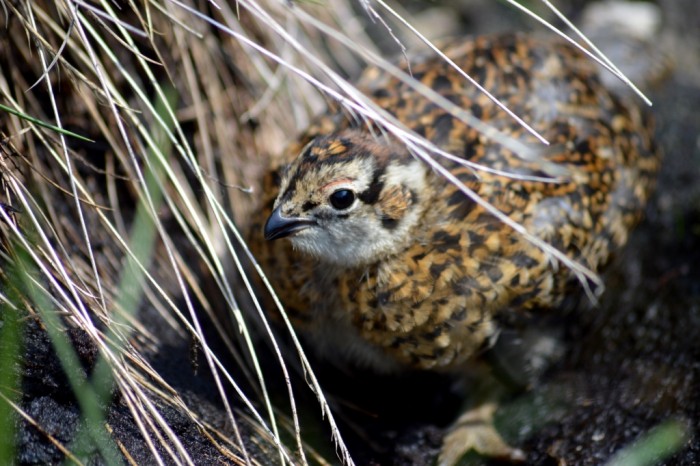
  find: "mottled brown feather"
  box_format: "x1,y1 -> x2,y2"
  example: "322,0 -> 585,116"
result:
247,33 -> 659,371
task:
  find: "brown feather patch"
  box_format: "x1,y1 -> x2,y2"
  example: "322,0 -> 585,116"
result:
378,185 -> 413,228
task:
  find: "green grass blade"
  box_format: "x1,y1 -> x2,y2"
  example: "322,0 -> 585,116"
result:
0,103 -> 94,143
606,420 -> 689,466
13,245 -> 122,465
0,277 -> 24,464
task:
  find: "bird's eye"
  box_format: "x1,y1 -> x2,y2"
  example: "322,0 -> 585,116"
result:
329,189 -> 355,210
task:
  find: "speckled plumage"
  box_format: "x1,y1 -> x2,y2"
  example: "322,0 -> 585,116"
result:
249,33 -> 659,372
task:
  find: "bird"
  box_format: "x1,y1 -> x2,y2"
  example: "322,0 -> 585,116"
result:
248,32 -> 659,460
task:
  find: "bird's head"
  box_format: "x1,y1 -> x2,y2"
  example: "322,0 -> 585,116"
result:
264,129 -> 429,267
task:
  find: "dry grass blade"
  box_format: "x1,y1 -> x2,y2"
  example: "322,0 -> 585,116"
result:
503,0 -> 652,106
1,0 -> 298,463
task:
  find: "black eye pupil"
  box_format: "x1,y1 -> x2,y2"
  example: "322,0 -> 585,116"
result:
329,189 -> 355,210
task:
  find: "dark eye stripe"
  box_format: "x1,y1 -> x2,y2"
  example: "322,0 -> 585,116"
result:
381,217 -> 399,230
301,201 -> 319,212
357,166 -> 385,205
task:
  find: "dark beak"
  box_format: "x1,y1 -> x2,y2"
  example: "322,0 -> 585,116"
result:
264,207 -> 316,240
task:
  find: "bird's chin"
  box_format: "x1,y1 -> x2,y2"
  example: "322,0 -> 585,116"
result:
287,233 -> 340,262
282,226 -> 311,239
286,229 -> 318,251
288,236 -> 370,268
